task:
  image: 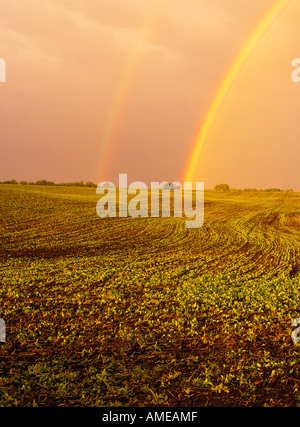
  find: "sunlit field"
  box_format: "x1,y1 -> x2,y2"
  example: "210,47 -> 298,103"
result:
1,184 -> 300,406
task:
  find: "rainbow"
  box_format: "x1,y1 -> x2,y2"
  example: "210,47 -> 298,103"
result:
96,1 -> 162,182
182,0 -> 290,183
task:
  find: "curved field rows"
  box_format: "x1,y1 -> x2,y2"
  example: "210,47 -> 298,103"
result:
1,185 -> 300,407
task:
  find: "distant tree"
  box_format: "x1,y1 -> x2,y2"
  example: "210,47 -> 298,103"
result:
35,179 -> 56,186
1,179 -> 18,184
57,182 -> 74,186
214,183 -> 230,191
20,180 -> 28,185
85,181 -> 97,187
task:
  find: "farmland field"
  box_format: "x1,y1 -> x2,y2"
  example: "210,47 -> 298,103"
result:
1,184 -> 300,406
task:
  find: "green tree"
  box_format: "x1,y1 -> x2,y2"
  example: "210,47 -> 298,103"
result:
214,183 -> 230,191
1,179 -> 18,184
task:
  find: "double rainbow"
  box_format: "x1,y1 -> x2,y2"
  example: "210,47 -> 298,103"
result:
96,1 -> 291,184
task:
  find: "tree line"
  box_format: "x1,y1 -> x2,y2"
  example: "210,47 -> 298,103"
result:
0,180 -> 294,192
214,183 -> 294,192
0,179 -> 97,187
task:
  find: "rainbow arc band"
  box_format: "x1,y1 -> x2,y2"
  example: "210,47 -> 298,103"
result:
96,1 -> 162,182
182,0 -> 289,183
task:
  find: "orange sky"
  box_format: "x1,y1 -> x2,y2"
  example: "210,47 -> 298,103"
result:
0,0 -> 300,189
